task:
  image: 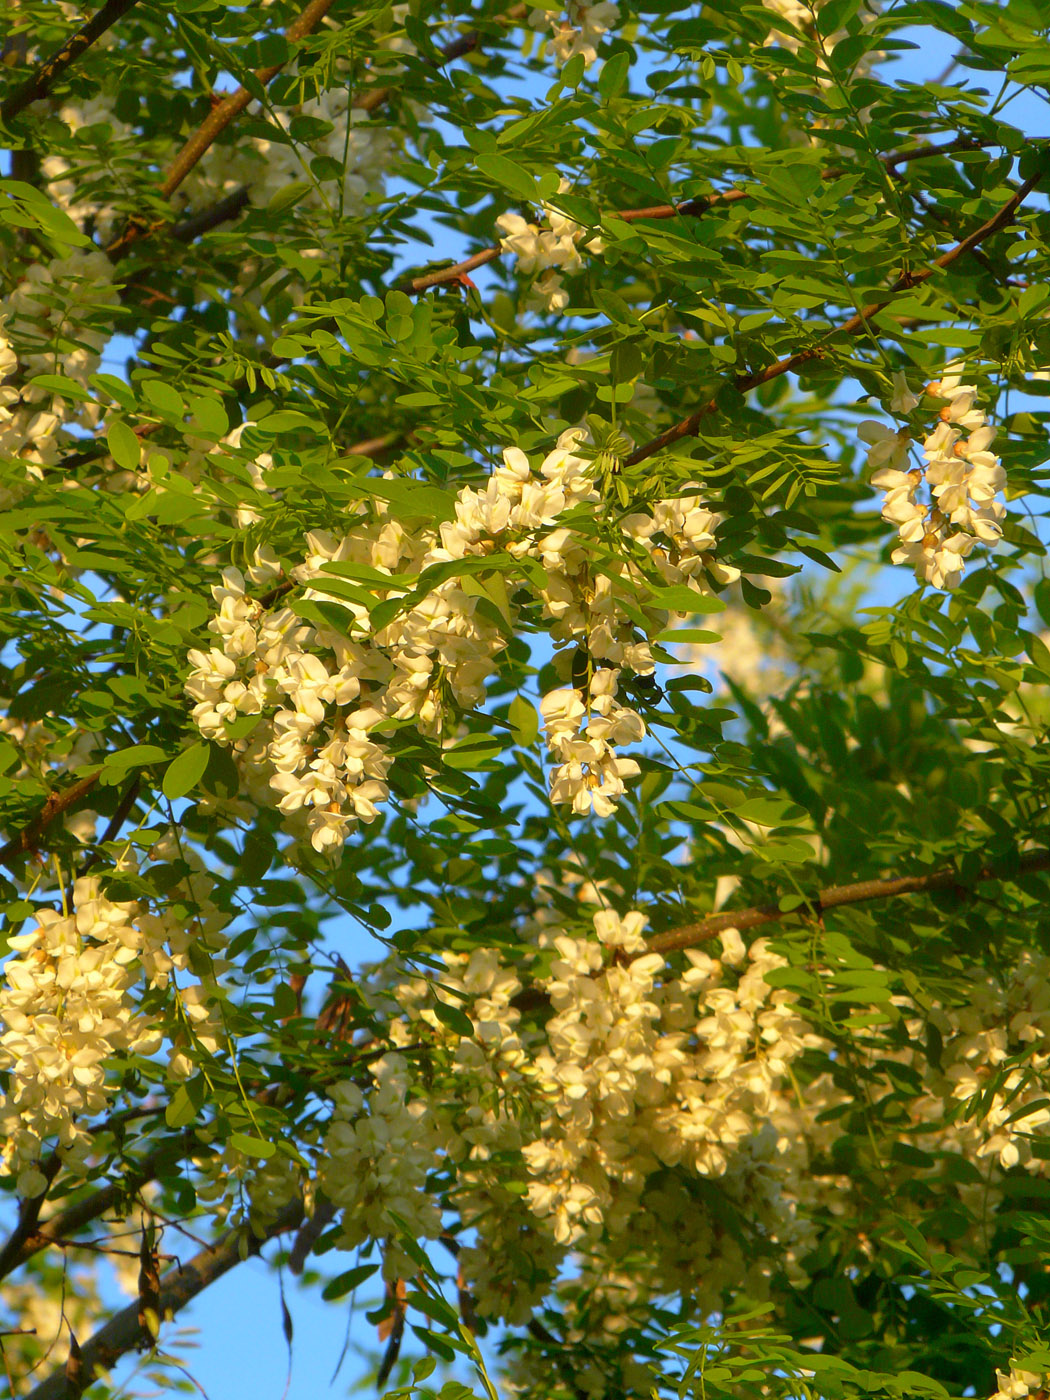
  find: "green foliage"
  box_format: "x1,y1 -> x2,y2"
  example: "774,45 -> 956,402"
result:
0,0 -> 1048,1397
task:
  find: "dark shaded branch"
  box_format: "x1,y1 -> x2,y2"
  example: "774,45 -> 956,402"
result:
0,0 -> 140,124
0,772 -> 100,871
647,848 -> 1050,957
0,1113 -> 169,1281
0,1156 -> 62,1283
25,1200 -> 303,1400
171,186 -> 250,243
625,164 -> 1043,465
77,775 -> 140,878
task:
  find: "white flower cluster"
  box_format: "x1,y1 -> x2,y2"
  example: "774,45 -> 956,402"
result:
183,85 -> 394,221
900,949 -> 1050,1174
497,182 -> 605,312
0,250 -> 118,501
187,431 -> 737,850
320,1053 -> 444,1279
528,2 -> 620,68
337,913 -> 833,1326
0,878 -> 161,1197
0,852 -> 229,1197
520,914 -> 820,1248
991,1365 -> 1048,1400
861,366 -> 1007,590
541,672 -> 644,817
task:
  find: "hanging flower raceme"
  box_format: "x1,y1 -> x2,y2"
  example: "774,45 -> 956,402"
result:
313,910 -> 835,1324
526,2 -> 620,68
186,431 -> 738,852
861,365 -> 1008,590
0,857 -> 229,1197
496,180 -> 605,312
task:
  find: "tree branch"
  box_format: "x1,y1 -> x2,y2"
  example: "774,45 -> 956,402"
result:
77,775 -> 140,878
24,1200 -> 303,1400
169,20 -> 496,244
625,164 -> 1043,466
647,848 -> 1050,957
104,0 -> 335,258
171,186 -> 251,243
0,0 -> 140,124
398,135 -> 1001,296
0,772 -> 100,871
0,1113 -> 170,1282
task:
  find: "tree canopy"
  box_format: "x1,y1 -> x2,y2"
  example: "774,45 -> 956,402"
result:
0,0 -> 1049,1396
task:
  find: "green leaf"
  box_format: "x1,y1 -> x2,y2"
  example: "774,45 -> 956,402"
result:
598,50 -> 630,99
476,152 -> 540,202
164,1075 -> 205,1128
508,695 -> 539,746
267,180 -> 312,213
443,733 -> 504,770
102,745 -> 169,780
229,1133 -> 277,1160
434,1000 -> 474,1037
161,742 -> 211,800
321,1264 -> 378,1301
647,585 -> 727,615
106,419 -> 142,472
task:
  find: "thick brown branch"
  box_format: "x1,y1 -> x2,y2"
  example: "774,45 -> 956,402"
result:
159,0 -> 334,202
647,848 -> 1050,957
104,0 -> 335,258
0,772 -> 100,871
625,164 -> 1043,465
25,1200 -> 303,1400
0,0 -> 140,124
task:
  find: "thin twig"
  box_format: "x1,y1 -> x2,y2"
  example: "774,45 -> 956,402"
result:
400,136 -> 1000,295
0,0 -> 140,124
647,848 -> 1050,956
625,165 -> 1043,465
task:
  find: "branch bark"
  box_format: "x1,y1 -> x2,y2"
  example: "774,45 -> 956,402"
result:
625,164 -> 1043,466
0,1114 -> 170,1282
0,0 -> 140,124
400,135 -> 999,296
24,1200 -> 303,1400
647,847 -> 1050,956
171,19 -> 496,244
0,772 -> 100,871
104,0 -> 336,258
